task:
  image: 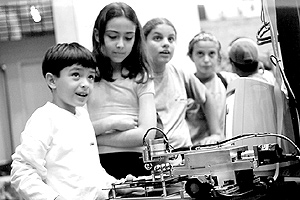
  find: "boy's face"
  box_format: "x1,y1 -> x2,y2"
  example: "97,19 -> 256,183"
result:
192,40 -> 219,80
50,64 -> 95,114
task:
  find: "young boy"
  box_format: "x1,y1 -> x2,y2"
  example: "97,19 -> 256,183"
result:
10,43 -> 116,200
228,37 -> 275,84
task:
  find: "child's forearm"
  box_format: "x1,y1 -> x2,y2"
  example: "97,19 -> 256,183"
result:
92,115 -> 138,136
96,126 -> 147,147
203,91 -> 222,137
96,121 -> 156,148
92,118 -> 113,136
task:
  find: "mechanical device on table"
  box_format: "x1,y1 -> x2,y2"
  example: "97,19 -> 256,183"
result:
108,1 -> 299,198
108,128 -> 300,199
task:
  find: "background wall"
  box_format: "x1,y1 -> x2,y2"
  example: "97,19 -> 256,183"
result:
53,0 -> 263,72
53,0 -> 201,72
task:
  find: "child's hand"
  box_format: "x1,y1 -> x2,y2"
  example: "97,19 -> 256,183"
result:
112,174 -> 144,197
125,174 -> 136,181
200,134 -> 223,145
111,115 -> 138,131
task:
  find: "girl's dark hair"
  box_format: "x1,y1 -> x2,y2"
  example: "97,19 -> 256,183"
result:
42,42 -> 97,78
143,17 -> 177,39
92,2 -> 150,83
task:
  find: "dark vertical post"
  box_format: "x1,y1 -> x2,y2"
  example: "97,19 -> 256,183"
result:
275,0 -> 300,147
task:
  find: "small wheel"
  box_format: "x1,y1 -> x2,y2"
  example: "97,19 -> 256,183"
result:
185,178 -> 213,199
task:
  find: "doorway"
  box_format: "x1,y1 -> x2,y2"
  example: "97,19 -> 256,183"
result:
0,35 -> 55,163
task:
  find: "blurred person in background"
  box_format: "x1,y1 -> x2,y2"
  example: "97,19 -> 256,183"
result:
186,31 -> 237,145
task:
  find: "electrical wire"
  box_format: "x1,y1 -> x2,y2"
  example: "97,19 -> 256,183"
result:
142,127 -> 167,145
191,132 -> 300,155
270,55 -> 298,107
142,127 -> 172,151
257,0 -> 272,46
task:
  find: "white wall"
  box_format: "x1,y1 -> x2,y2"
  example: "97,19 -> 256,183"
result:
203,0 -> 261,20
53,0 -> 202,72
52,0 -> 261,72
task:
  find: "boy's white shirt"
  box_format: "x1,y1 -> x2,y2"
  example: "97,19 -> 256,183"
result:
11,102 -> 116,200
